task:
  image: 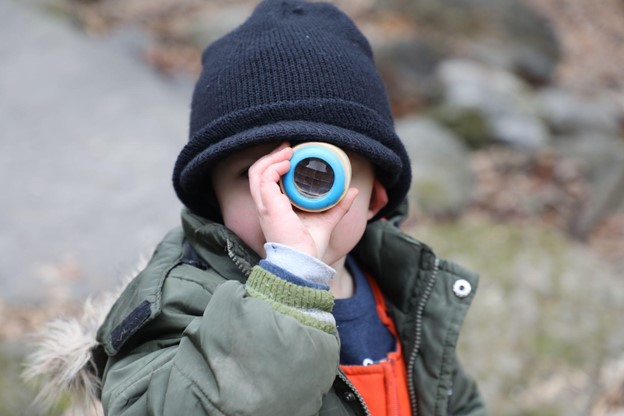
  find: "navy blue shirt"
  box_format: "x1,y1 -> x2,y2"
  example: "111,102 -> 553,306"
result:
333,256 -> 396,366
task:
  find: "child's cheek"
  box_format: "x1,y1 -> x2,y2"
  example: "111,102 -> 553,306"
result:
326,204 -> 368,263
221,195 -> 266,257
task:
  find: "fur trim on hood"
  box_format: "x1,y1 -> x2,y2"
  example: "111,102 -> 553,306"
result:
22,266 -> 139,416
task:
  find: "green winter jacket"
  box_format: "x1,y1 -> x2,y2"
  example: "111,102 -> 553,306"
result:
96,209 -> 486,416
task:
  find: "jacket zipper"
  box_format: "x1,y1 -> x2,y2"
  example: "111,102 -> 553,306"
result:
407,256 -> 440,416
225,237 -> 252,276
337,371 -> 371,416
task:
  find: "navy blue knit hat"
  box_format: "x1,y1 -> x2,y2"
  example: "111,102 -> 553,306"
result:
173,0 -> 411,221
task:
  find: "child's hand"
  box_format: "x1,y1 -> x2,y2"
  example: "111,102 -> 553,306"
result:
248,143 -> 359,262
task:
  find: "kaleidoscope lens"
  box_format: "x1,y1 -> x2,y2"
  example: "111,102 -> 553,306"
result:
293,158 -> 335,198
280,142 -> 351,212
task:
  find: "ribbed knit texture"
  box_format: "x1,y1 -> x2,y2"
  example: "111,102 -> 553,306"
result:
246,265 -> 336,333
173,0 -> 411,221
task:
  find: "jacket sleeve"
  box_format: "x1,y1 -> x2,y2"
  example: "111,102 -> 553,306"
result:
100,265 -> 340,416
449,357 -> 487,416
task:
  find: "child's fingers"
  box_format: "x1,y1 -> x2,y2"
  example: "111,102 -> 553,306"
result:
248,144 -> 292,180
291,187 -> 359,259
301,187 -> 359,234
261,159 -> 291,183
248,143 -> 293,213
323,187 -> 359,225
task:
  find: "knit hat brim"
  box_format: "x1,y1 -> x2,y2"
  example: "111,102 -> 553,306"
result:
174,120 -> 410,221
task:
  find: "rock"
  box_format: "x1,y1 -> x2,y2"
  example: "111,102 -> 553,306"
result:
396,117 -> 474,217
436,59 -> 551,149
555,132 -> 624,238
429,104 -> 491,149
490,113 -> 550,149
485,0 -> 560,85
378,0 -> 561,85
375,38 -> 447,115
536,87 -> 624,136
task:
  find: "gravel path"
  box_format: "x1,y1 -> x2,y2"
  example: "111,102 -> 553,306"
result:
0,0 -> 192,303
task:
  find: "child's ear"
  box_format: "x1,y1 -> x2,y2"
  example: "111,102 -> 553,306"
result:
367,179 -> 388,220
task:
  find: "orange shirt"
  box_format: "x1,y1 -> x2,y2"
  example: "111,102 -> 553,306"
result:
339,277 -> 412,416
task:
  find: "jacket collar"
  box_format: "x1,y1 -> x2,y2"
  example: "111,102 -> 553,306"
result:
352,219 -> 437,315
181,209 -> 261,283
182,208 -> 438,313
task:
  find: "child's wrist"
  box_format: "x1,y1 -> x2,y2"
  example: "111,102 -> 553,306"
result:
263,242 -> 335,287
246,266 -> 336,334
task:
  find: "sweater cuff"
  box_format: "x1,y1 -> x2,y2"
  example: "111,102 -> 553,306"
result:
259,260 -> 329,290
246,265 -> 336,333
264,242 -> 335,287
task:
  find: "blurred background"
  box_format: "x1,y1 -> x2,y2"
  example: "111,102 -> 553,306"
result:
1,0 -> 623,414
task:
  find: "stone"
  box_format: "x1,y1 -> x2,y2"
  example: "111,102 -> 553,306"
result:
396,117 -> 474,217
536,87 -> 623,136
380,0 -> 561,84
375,38 -> 447,114
436,59 -> 551,149
429,104 -> 491,149
555,132 -> 624,237
490,113 -> 550,149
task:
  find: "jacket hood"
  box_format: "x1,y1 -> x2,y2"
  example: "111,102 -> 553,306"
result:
22,266 -> 140,415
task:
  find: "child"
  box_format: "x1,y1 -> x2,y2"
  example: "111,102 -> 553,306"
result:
30,0 -> 486,414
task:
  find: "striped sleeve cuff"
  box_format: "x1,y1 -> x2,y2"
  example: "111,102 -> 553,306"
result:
246,265 -> 336,334
259,260 -> 329,290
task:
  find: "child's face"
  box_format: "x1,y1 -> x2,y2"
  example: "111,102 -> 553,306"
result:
211,142 -> 387,264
